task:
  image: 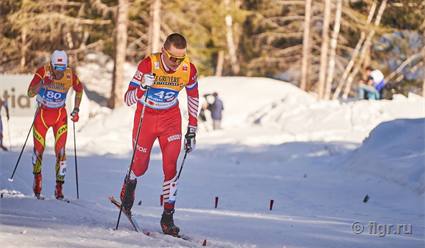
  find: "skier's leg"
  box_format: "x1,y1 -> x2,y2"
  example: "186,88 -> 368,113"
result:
52,108 -> 68,199
32,109 -> 49,196
159,134 -> 181,209
158,108 -> 182,235
120,109 -> 157,210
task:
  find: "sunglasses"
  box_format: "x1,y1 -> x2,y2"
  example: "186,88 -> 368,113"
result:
163,48 -> 185,64
53,64 -> 67,71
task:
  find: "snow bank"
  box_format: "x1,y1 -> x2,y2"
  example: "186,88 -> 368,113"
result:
196,76 -> 315,127
346,118 -> 425,194
196,76 -> 425,144
256,97 -> 425,142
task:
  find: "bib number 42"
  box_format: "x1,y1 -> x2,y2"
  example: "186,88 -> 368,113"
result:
153,90 -> 175,101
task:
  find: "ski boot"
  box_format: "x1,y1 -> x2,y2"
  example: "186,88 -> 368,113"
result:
33,173 -> 42,199
160,209 -> 180,236
120,178 -> 137,212
55,181 -> 64,200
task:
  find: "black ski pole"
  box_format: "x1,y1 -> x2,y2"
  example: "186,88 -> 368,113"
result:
73,121 -> 79,199
115,89 -> 149,231
176,150 -> 189,181
9,107 -> 39,182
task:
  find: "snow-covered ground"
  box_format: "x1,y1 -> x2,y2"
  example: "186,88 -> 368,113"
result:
1,75 -> 424,248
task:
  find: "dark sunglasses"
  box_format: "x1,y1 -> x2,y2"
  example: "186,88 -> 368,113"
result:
163,48 -> 186,64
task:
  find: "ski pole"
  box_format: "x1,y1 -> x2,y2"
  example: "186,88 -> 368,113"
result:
115,89 -> 149,231
9,107 -> 39,182
176,150 -> 189,181
73,121 -> 79,199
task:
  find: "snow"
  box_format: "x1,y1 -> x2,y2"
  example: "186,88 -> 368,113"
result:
1,74 -> 425,248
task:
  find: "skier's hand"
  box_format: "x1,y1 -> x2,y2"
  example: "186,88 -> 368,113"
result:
70,108 -> 79,122
141,73 -> 155,89
41,75 -> 54,87
184,126 -> 197,153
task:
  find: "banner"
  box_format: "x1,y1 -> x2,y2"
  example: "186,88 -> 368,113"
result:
0,74 -> 35,116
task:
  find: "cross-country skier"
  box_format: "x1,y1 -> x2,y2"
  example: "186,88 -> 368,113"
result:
27,50 -> 83,200
0,96 -> 10,151
121,33 -> 199,236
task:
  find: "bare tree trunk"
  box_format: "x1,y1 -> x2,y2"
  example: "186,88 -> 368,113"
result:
109,0 -> 128,109
215,50 -> 224,76
151,0 -> 161,53
324,0 -> 342,100
385,47 -> 425,82
300,0 -> 312,91
224,0 -> 240,75
317,0 -> 331,99
332,0 -> 377,99
342,0 -> 387,99
423,74 -> 425,97
20,27 -> 27,71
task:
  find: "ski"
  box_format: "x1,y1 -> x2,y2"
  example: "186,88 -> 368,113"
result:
109,196 -> 198,243
109,196 -> 147,234
57,197 -> 71,203
35,195 -> 70,203
35,195 -> 45,200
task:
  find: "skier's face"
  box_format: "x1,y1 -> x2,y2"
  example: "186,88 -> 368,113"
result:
162,45 -> 186,71
51,63 -> 66,79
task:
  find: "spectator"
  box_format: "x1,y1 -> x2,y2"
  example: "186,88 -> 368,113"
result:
0,96 -> 10,151
207,92 -> 224,130
358,66 -> 386,100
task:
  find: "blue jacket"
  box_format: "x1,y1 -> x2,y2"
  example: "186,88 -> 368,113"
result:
209,97 -> 224,120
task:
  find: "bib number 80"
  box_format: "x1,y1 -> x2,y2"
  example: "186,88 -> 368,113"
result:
46,90 -> 62,100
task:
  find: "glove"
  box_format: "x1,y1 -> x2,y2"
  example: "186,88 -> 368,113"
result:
70,108 -> 79,122
41,75 -> 54,87
141,73 -> 155,89
184,126 -> 197,153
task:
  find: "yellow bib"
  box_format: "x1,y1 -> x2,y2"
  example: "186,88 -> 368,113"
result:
140,53 -> 192,110
36,65 -> 74,108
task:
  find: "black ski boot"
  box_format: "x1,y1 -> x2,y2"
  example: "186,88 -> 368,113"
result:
120,178 -> 137,212
160,209 -> 180,236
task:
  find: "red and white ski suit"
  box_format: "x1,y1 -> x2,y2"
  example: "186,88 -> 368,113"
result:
124,53 -> 199,209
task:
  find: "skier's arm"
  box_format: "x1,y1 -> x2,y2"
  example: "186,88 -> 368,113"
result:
124,57 -> 152,106
185,63 -> 199,128
71,70 -> 84,110
27,67 -> 45,97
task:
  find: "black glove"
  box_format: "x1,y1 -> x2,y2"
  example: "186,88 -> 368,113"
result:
184,126 -> 197,153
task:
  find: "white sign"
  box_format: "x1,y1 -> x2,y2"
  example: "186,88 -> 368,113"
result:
0,74 -> 36,116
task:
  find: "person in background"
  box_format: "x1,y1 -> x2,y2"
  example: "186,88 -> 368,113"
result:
27,50 -> 83,200
358,66 -> 386,100
0,96 -> 10,151
207,92 -> 224,130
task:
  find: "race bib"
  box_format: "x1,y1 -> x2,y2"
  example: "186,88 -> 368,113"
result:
37,88 -> 66,108
141,87 -> 179,109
